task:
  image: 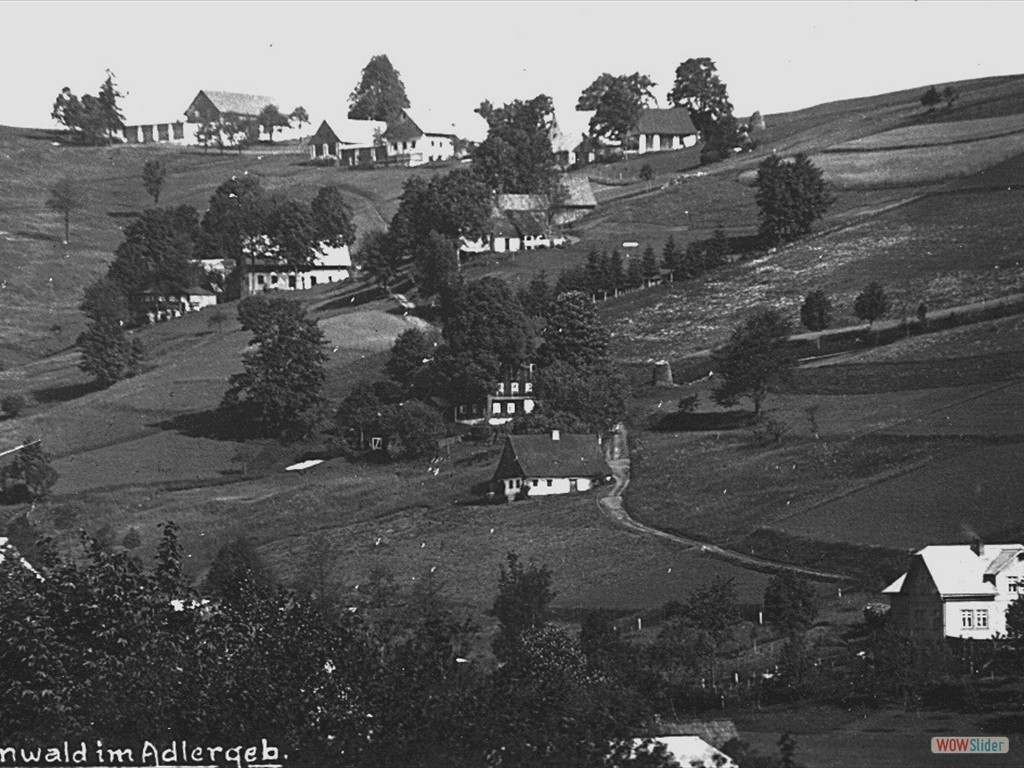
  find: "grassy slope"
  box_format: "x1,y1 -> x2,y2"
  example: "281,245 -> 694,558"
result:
0,127 -> 446,366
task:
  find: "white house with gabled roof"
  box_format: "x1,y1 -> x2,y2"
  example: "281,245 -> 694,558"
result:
883,540 -> 1024,639
384,108 -> 457,166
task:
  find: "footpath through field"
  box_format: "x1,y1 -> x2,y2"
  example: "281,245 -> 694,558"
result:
598,424 -> 847,583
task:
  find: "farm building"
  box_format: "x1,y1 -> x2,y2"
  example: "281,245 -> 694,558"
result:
118,108 -> 196,145
630,107 -> 698,155
383,109 -> 457,166
454,364 -> 536,425
307,117 -> 388,165
137,287 -> 218,322
242,237 -> 352,294
626,737 -> 736,768
183,90 -> 306,143
548,110 -> 593,169
492,431 -> 610,501
883,540 -> 1024,639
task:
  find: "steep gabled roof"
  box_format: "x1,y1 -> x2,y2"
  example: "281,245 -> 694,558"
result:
384,108 -> 458,142
506,210 -> 547,237
635,107 -> 697,136
557,175 -> 596,208
494,434 -> 609,480
498,193 -> 548,212
200,90 -> 279,116
311,117 -> 387,146
883,544 -> 1024,598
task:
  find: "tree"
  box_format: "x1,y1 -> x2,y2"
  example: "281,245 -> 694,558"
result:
197,175 -> 269,268
1005,598 -> 1024,647
142,159 -> 166,206
711,308 -> 794,414
530,361 -> 628,434
853,281 -> 889,327
491,552 -> 556,661
46,177 -> 85,244
0,440 -> 58,501
267,199 -> 316,268
412,231 -> 458,300
96,71 -> 125,144
222,296 -> 328,441
682,575 -> 741,638
389,400 -> 445,460
348,54 -> 411,122
641,245 -> 660,281
389,170 -> 492,258
202,537 -> 276,608
763,572 -> 818,632
667,57 -> 735,139
800,289 -> 834,333
662,235 -> 680,273
699,113 -> 741,165
474,95 -> 557,195
441,277 -> 530,369
942,85 -> 960,110
289,105 -> 310,131
754,153 -> 835,246
920,85 -> 941,111
577,72 -> 657,144
50,72 -> 123,145
385,327 -> 439,391
518,271 -> 553,319
357,230 -> 403,293
310,185 -> 356,248
257,104 -> 290,143
77,320 -> 144,386
537,291 -> 611,368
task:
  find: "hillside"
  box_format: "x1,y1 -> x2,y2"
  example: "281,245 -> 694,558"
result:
4,72 -> 1024,614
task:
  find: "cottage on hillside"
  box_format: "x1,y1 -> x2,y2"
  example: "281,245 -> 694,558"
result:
492,431 -> 610,501
308,117 -> 388,165
883,540 -> 1024,639
455,364 -> 536,425
384,109 -> 457,166
630,107 -> 698,155
241,236 -> 352,294
137,287 -> 218,323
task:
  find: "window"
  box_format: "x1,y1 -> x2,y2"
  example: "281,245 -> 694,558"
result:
496,383 -> 505,394
532,480 -> 538,486
525,382 -> 533,393
976,610 -> 989,629
506,402 -> 515,414
370,437 -> 383,450
257,275 -> 265,285
1010,576 -> 1021,593
510,382 -> 519,394
546,479 -> 552,487
961,610 -> 974,629
271,275 -> 279,285
492,402 -> 502,415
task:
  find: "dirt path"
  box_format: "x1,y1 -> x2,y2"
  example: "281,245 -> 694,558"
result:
598,424 -> 847,583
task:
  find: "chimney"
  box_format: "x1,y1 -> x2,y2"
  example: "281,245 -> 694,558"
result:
551,430 -> 560,442
971,537 -> 984,557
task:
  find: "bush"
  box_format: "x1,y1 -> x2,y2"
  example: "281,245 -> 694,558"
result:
1,394 -> 27,418
752,412 -> 789,445
639,163 -> 654,181
51,502 -> 83,530
122,527 -> 142,550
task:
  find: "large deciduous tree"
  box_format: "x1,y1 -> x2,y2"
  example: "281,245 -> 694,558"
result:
441,277 -> 529,370
356,230 -> 403,293
222,296 -> 328,441
711,308 -> 794,414
0,440 -> 58,501
348,54 -> 411,123
754,153 -> 835,246
310,185 -> 356,247
46,176 -> 85,244
854,281 -> 889,327
257,104 -> 290,143
474,95 -> 557,195
667,57 -> 734,138
577,72 -> 657,144
537,290 -> 610,368
390,170 -> 492,257
196,175 -> 269,267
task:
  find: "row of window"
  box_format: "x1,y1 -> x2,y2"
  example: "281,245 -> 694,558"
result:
961,609 -> 989,629
495,382 -> 533,395
507,478 -> 554,488
1009,576 -> 1021,593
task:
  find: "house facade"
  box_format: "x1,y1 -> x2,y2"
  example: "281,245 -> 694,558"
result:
383,109 -> 456,166
455,365 -> 536,425
883,541 -> 1024,639
307,117 -> 388,165
492,431 -> 611,501
183,90 -> 306,143
631,108 -> 698,155
119,116 -> 197,145
137,287 -> 218,323
242,237 -> 352,294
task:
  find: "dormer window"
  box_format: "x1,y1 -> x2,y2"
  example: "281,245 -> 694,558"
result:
496,383 -> 505,395
525,382 -> 533,394
510,382 -> 519,395
1010,576 -> 1021,593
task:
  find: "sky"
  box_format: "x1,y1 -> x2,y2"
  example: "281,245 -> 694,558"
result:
3,1 -> 1024,141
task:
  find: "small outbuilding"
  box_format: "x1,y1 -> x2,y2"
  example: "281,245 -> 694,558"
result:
492,431 -> 611,501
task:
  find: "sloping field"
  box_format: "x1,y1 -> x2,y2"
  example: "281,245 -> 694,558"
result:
319,310 -> 434,352
0,126 -> 442,364
770,441 -> 1024,549
829,113 -> 1024,151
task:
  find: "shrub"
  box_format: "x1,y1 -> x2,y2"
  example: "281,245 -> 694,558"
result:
639,163 -> 654,181
1,394 -> 27,418
51,502 -> 83,530
752,412 -> 789,445
122,527 -> 142,550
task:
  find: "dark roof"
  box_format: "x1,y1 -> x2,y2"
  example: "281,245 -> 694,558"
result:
499,193 -> 548,212
384,108 -> 457,143
635,108 -> 697,136
200,90 -> 278,116
558,175 -> 597,208
507,210 -> 547,237
494,433 -> 609,480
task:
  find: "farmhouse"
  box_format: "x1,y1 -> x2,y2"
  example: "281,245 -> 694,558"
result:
631,108 -> 698,155
137,287 -> 218,323
454,364 -> 536,425
883,540 -> 1024,639
241,236 -> 352,294
307,117 -> 388,165
185,90 -> 277,125
492,431 -> 610,501
119,108 -> 195,145
383,109 -> 457,166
